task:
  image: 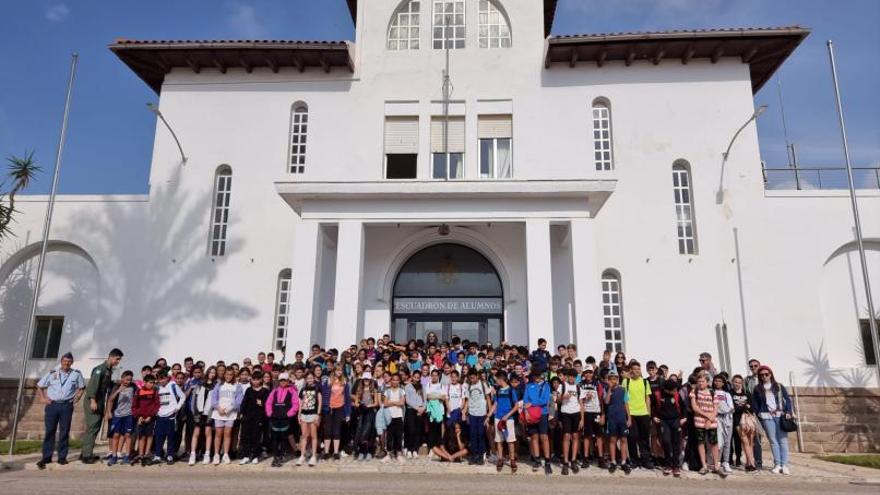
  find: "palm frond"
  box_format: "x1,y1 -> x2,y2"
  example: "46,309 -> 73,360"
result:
6,150 -> 41,192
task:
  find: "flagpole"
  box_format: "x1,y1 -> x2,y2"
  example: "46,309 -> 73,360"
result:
7,53 -> 78,459
827,40 -> 880,384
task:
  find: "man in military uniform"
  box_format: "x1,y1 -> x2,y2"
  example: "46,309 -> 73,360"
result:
80,348 -> 124,463
36,352 -> 86,469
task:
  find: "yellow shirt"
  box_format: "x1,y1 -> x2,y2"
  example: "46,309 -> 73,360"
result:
624,377 -> 651,416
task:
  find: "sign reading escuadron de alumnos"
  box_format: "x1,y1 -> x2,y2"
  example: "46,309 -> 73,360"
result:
393,298 -> 503,315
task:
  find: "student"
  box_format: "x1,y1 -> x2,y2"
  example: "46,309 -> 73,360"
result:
352,370 -> 380,460
105,370 -> 137,466
382,373 -> 406,464
321,365 -> 352,460
265,372 -> 299,467
690,373 -> 721,476
189,366 -> 216,465
297,371 -> 322,467
132,374 -> 160,466
492,371 -> 519,473
529,338 -> 551,373
210,367 -> 244,465
403,369 -> 426,458
751,365 -> 793,475
181,365 -> 203,460
653,377 -> 685,477
424,369 -> 448,458
603,370 -> 632,474
433,419 -> 469,463
623,360 -> 653,469
731,374 -> 758,471
580,365 -> 604,469
239,370 -> 269,465
523,370 -> 552,474
713,374 -> 735,475
446,370 -> 465,425
462,369 -> 492,466
558,368 -> 585,475
152,371 -> 184,464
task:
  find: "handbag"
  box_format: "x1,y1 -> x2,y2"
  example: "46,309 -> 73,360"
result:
779,415 -> 798,433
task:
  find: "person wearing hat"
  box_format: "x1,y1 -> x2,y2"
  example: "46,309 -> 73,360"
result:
36,352 -> 86,469
80,348 -> 124,463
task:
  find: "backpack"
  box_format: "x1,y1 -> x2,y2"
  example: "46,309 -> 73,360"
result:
271,388 -> 291,419
520,382 -> 547,425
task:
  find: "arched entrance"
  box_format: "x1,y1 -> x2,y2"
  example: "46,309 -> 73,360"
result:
392,243 -> 503,344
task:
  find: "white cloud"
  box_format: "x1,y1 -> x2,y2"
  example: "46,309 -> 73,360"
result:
557,0 -> 765,32
45,3 -> 70,22
226,1 -> 268,39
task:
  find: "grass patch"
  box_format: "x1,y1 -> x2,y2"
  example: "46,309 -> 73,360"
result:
0,439 -> 82,455
819,454 -> 880,470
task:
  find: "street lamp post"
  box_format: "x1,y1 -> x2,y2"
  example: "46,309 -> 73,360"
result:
147,103 -> 187,164
717,105 -> 768,204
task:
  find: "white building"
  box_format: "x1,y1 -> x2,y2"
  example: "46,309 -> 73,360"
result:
2,0 -> 878,388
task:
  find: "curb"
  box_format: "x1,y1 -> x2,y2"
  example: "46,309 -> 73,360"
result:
850,479 -> 880,486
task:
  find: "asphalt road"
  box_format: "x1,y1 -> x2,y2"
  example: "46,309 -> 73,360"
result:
0,470 -> 875,495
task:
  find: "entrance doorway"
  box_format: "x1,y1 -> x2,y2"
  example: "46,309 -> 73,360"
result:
391,243 -> 503,344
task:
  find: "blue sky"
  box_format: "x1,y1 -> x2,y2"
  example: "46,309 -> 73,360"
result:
0,0 -> 877,194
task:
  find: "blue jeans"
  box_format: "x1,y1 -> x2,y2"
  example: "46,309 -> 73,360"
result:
42,401 -> 74,462
153,416 -> 177,458
761,417 -> 790,467
468,415 -> 486,459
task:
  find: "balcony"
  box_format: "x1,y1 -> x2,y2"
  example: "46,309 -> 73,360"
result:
762,163 -> 880,191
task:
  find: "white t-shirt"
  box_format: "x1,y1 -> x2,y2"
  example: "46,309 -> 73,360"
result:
447,383 -> 464,411
763,383 -> 778,412
560,382 -> 584,415
211,383 -> 239,421
425,382 -> 446,401
384,387 -> 405,419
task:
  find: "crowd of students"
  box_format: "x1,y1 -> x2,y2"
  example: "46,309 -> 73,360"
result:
55,335 -> 798,477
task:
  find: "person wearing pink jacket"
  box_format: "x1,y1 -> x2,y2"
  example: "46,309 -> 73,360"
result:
264,372 -> 299,467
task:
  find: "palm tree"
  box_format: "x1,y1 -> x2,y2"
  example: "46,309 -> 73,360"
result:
0,151 -> 41,240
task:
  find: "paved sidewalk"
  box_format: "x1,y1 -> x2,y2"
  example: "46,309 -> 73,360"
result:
2,449 -> 878,486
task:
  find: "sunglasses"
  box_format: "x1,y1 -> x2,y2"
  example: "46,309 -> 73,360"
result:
759,373 -> 771,377
749,365 -> 759,369
699,359 -> 708,362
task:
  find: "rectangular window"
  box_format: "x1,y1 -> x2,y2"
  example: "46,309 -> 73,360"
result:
860,319 -> 879,366
431,116 -> 464,179
592,105 -> 613,171
673,165 -> 698,255
478,115 -> 512,179
275,273 -> 291,351
210,170 -> 232,257
385,116 -> 419,179
289,108 -> 308,174
433,0 -> 465,49
31,316 -> 63,359
601,275 -> 623,352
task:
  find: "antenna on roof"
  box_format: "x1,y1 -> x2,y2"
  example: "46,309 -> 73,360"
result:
776,76 -> 797,168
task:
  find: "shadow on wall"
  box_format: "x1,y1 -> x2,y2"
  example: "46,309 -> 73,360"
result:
797,340 -> 879,453
0,180 -> 258,438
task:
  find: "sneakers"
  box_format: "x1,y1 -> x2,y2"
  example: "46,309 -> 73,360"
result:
622,464 -> 632,475
608,463 -> 617,473
544,461 -> 553,475
580,458 -> 590,469
151,456 -> 162,465
188,452 -> 197,466
271,457 -> 282,468
532,459 -> 542,472
212,454 -> 221,465
333,453 -> 341,461
662,466 -> 672,476
561,463 -> 569,475
510,459 -> 518,474
251,457 -> 260,465
699,466 -> 709,475
202,453 -> 211,465
496,458 -> 504,472
296,455 -> 305,466
781,465 -> 791,475
121,455 -> 130,466
570,462 -> 580,474
771,464 -> 783,474
309,456 -> 318,467
166,455 -> 175,465
107,455 -> 118,466
365,453 -> 372,461
722,463 -> 733,474
673,468 -> 681,478
239,457 -> 251,465
381,455 -> 391,464
222,454 -> 231,465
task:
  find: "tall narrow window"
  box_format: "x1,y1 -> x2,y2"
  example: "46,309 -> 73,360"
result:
433,0 -> 465,49
592,99 -> 613,171
431,116 -> 464,179
478,115 -> 512,179
274,269 -> 292,351
209,165 -> 232,256
289,102 -> 308,174
673,161 -> 698,255
388,0 -> 421,50
31,316 -> 63,359
385,116 -> 419,179
601,270 -> 624,352
479,0 -> 511,48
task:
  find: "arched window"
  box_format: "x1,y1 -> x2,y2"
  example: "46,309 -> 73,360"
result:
209,165 -> 232,257
289,102 -> 308,174
274,269 -> 292,350
387,0 -> 421,50
592,98 -> 613,171
601,270 -> 624,352
433,0 -> 465,49
478,0 -> 511,48
672,160 -> 698,255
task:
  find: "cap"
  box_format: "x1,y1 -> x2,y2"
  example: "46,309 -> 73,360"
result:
278,372 -> 290,381
362,371 -> 373,380
607,370 -> 619,377
61,352 -> 74,361
584,364 -> 595,372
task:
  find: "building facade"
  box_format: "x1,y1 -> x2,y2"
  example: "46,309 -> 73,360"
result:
1,0 -> 878,390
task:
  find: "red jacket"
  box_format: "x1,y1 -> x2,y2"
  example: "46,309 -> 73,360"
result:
132,387 -> 160,419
